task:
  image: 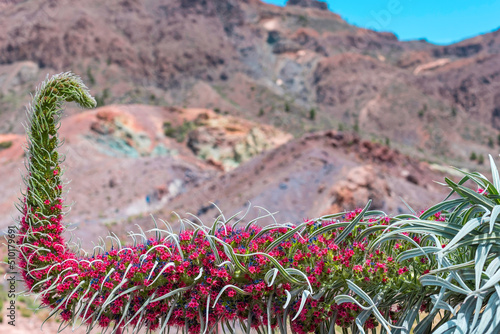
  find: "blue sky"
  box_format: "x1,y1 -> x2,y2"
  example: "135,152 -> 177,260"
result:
261,0 -> 500,45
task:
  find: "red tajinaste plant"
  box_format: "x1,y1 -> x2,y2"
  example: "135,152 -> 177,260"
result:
15,73 -> 438,334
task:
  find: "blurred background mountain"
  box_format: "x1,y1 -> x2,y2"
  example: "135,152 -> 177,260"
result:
1,0 -> 499,248
1,0 -> 499,329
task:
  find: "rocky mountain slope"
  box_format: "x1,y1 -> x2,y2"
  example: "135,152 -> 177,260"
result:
0,2 -> 490,328
127,129 -> 451,233
0,0 -> 499,166
0,0 -> 494,252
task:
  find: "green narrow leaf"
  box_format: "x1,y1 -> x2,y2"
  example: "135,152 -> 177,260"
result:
392,295 -> 424,334
445,178 -> 496,210
334,200 -> 371,243
413,310 -> 439,334
447,201 -> 470,225
150,286 -> 191,304
355,225 -> 388,242
419,198 -> 465,220
235,252 -> 306,285
250,224 -> 293,243
265,223 -> 306,253
354,293 -> 383,334
399,197 -> 417,215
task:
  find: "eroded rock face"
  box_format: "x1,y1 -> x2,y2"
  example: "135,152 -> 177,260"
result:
187,112 -> 292,170
88,108 -> 155,158
286,0 -> 328,11
329,165 -> 390,211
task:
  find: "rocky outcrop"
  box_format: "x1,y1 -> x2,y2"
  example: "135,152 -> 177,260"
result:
328,165 -> 390,211
186,111 -> 292,170
88,108 -> 155,157
0,61 -> 38,91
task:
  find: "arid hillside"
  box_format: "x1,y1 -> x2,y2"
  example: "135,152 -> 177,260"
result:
0,0 -> 494,255
0,0 -> 499,165
0,101 -> 454,246
0,1 -> 494,330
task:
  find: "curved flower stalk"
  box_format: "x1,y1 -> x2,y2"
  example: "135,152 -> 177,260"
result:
361,157 -> 500,334
16,73 -> 435,334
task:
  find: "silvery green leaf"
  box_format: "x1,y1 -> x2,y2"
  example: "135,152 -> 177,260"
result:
265,222 -> 306,252
354,293 -> 383,334
445,177 -> 496,210
488,204 -> 500,233
454,296 -> 476,334
420,275 -> 471,295
450,233 -> 500,254
339,280 -> 403,332
430,294 -> 456,314
480,268 -> 500,292
471,292 -> 499,334
450,168 -> 497,196
251,224 -> 293,243
486,257 -> 500,277
308,221 -> 351,240
489,154 -> 500,192
438,218 -> 482,254
264,268 -> 279,287
397,246 -> 440,262
212,285 -> 250,307
291,290 -> 311,321
475,244 -> 492,290
234,251 -> 306,285
431,319 -> 458,334
150,286 -> 192,303
469,295 -> 485,332
392,296 -> 424,334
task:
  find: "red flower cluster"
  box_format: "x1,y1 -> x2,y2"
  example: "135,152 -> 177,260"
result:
18,201 -> 433,333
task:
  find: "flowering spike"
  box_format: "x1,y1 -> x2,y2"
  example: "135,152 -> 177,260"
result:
16,73 -> 447,334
